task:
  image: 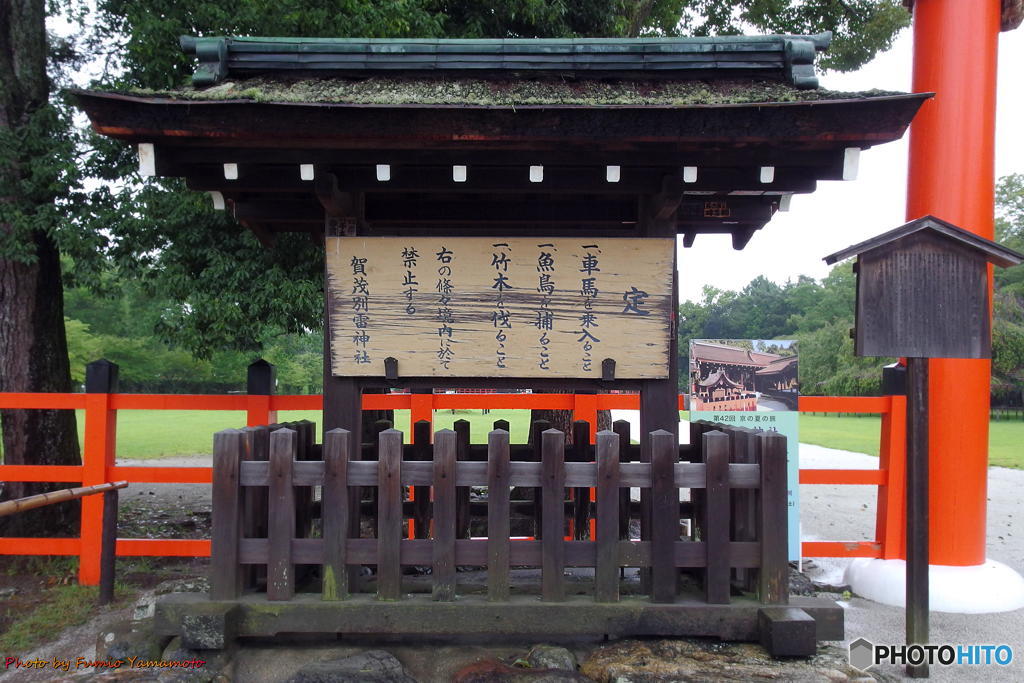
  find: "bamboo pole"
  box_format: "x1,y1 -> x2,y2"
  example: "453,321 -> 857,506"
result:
0,481 -> 128,517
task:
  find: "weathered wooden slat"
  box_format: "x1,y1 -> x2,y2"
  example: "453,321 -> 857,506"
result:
211,429 -> 244,600
377,429 -> 403,601
238,538 -> 761,569
268,428 -> 296,601
432,429 -> 457,601
638,424 -> 653,594
293,421 -> 314,539
758,431 -> 789,605
704,430 -> 731,605
322,429 -> 351,601
368,419 -> 391,535
689,421 -> 711,541
412,420 -> 431,540
487,429 -> 511,602
454,420 -> 472,540
542,429 -> 566,602
531,420 -> 549,539
240,458 -> 758,488
571,420 -> 592,540
595,430 -> 620,602
733,429 -> 759,593
241,426 -> 270,590
650,429 -> 678,603
613,420 -> 632,540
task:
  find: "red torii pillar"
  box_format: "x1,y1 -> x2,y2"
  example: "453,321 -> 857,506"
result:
905,0 -> 1001,568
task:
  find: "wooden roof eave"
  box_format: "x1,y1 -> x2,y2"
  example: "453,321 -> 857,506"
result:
73,89 -> 931,155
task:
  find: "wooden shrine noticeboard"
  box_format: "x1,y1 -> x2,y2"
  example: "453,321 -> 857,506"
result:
326,237 -> 674,379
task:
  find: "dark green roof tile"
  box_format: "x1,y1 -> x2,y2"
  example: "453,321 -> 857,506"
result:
180,34 -> 832,89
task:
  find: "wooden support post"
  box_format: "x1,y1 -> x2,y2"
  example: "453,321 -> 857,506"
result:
703,430 -> 731,604
268,428 -> 296,601
595,430 -> 620,603
211,429 -> 244,600
531,419 -> 551,539
492,418 -> 510,433
98,489 -> 118,606
322,428 -> 351,601
906,356 -> 929,679
240,426 -> 269,590
650,429 -> 678,603
377,429 -> 403,601
572,420 -> 592,540
324,373 -> 364,589
613,420 -> 632,541
454,419 -> 472,540
541,429 -> 566,602
487,429 -> 511,602
432,430 -> 457,601
412,420 -> 432,540
80,360 -> 119,586
639,196 -> 680,593
757,431 -> 789,605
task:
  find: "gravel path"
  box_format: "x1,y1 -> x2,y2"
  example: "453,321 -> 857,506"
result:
800,443 -> 1024,681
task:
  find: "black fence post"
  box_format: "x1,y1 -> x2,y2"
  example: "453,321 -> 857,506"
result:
247,358 -> 276,395
85,359 -> 119,394
98,489 -> 118,605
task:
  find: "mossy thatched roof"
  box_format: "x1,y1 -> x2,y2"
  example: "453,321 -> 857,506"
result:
125,76 -> 903,108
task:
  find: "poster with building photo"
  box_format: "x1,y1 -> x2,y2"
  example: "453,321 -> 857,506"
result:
689,339 -> 800,560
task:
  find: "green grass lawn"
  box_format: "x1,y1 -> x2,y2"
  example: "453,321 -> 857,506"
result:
799,413 -> 1024,469
69,408 -> 535,460
4,408 -> 1021,469
798,414 -> 884,456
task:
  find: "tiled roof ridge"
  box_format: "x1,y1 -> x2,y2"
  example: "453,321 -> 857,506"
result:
179,32 -> 832,89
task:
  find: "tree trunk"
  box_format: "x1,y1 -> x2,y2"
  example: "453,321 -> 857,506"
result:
0,231 -> 82,535
0,0 -> 82,536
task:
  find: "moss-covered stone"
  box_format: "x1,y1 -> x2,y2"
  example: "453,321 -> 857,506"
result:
121,76 -> 904,108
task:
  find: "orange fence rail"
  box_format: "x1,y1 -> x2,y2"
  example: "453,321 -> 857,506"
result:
798,395 -> 907,561
1,387 -> 904,584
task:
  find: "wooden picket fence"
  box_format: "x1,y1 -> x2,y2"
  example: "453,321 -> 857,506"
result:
205,419 -> 790,614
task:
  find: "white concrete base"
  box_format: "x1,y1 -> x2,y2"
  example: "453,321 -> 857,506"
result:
845,558 -> 1024,613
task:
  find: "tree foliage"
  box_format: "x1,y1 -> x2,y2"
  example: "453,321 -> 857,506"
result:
993,174 -> 1024,402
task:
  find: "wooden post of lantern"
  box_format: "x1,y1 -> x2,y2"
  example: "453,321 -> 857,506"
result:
825,215 -> 1023,678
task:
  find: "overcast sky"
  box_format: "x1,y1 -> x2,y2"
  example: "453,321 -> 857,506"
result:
678,27 -> 1024,302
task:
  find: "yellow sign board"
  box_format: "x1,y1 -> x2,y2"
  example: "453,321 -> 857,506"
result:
326,237 -> 673,378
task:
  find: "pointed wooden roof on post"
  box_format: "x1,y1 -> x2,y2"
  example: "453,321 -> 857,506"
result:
824,215 -> 1023,360
824,214 -> 1024,268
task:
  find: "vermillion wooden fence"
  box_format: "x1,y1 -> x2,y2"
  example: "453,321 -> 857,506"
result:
209,420 -> 789,608
0,360 -> 907,585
